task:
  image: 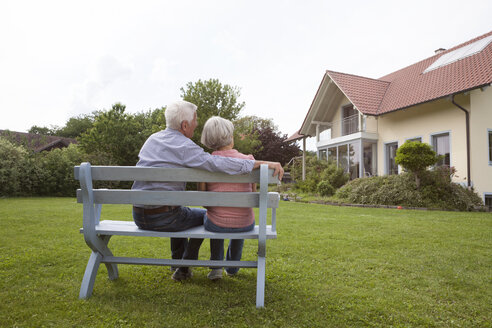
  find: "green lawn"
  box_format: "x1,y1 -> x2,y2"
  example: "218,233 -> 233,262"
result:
1,198 -> 491,327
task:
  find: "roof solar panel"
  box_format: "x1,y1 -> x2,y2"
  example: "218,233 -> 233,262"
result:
424,34 -> 492,73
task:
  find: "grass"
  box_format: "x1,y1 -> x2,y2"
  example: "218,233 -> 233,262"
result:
1,198 -> 491,327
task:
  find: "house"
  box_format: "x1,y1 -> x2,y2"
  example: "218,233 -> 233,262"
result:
290,31 -> 492,207
0,130 -> 77,152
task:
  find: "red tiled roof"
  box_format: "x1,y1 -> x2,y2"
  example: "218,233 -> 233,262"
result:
326,30 -> 492,115
326,71 -> 390,115
285,130 -> 304,142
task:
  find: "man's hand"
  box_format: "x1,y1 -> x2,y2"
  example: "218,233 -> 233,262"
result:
254,161 -> 284,181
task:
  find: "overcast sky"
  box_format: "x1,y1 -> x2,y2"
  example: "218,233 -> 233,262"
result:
1,0 -> 491,150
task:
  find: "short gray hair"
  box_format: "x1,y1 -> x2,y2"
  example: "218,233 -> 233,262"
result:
165,100 -> 197,130
201,116 -> 234,150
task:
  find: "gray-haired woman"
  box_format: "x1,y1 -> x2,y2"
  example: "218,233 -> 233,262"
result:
199,116 -> 256,280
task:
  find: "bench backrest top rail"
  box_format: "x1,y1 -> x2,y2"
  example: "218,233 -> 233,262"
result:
74,165 -> 280,184
76,189 -> 280,208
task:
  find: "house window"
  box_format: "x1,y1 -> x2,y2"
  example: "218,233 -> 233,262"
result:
408,137 -> 422,143
349,142 -> 360,179
488,130 -> 492,164
386,142 -> 398,175
320,141 -> 376,179
342,104 -> 358,136
327,147 -> 337,163
485,195 -> 492,212
432,133 -> 450,167
363,142 -> 377,177
338,144 -> 349,172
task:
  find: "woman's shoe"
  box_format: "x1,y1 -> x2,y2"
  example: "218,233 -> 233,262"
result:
207,268 -> 223,280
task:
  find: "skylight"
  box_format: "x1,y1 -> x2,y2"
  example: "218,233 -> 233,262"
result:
424,34 -> 492,73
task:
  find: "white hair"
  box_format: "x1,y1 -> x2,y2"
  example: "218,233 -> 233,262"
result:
201,116 -> 234,150
165,100 -> 197,130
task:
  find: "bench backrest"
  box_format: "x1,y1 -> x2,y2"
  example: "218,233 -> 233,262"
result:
74,163 -> 280,208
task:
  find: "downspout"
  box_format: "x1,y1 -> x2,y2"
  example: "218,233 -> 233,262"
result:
451,95 -> 471,187
302,137 -> 306,181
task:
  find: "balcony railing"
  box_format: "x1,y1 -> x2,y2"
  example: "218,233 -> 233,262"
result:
341,114 -> 359,136
318,115 -> 375,142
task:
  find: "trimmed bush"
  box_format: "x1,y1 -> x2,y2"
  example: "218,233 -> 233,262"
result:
335,168 -> 483,211
395,140 -> 441,188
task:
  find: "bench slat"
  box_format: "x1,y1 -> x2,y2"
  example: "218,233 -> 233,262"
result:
77,190 -> 280,208
102,257 -> 258,268
74,166 -> 280,184
81,220 -> 277,239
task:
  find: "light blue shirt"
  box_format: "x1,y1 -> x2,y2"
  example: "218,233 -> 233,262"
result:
132,128 -> 255,192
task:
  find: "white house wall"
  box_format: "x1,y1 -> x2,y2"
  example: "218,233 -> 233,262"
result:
376,95 -> 469,186
470,87 -> 492,199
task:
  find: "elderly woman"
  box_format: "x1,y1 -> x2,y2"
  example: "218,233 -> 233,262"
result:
199,116 -> 256,280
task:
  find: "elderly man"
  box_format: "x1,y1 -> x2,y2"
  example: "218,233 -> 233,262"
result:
132,100 -> 283,281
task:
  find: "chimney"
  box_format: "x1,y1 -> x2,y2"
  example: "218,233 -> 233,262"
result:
434,48 -> 446,54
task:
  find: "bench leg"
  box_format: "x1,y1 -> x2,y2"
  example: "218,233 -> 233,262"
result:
79,251 -> 102,299
79,236 -> 119,299
101,235 -> 119,280
256,256 -> 266,308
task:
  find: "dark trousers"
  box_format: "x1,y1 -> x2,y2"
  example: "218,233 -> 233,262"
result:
133,206 -> 206,263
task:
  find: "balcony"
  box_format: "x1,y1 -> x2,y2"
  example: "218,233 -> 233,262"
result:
317,114 -> 378,147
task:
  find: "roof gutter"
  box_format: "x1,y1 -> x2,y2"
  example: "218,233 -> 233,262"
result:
450,95 -> 471,187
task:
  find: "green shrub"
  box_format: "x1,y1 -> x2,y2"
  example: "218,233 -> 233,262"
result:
320,163 -> 350,189
0,139 -> 94,197
317,180 -> 335,196
291,155 -> 349,194
290,155 -> 330,183
335,169 -> 483,211
34,144 -> 86,196
0,138 -> 32,196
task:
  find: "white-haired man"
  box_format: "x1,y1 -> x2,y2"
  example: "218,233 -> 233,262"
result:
132,100 -> 283,281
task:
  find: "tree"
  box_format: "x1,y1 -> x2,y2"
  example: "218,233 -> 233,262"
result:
28,125 -> 57,135
252,119 -> 301,166
395,140 -> 441,188
28,113 -> 96,139
232,115 -> 301,165
232,116 -> 262,156
180,78 -> 245,146
134,107 -> 167,137
56,113 -> 97,138
78,103 -> 149,166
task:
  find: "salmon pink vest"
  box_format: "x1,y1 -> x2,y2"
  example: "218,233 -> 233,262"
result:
205,149 -> 255,228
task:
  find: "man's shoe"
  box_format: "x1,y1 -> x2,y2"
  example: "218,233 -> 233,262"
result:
172,268 -> 193,281
207,268 -> 223,281
225,270 -> 237,277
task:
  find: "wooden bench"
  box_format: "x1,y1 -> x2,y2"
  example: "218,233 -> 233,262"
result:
74,162 -> 280,308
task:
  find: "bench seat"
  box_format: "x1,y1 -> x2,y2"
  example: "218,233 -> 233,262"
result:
82,220 -> 277,239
